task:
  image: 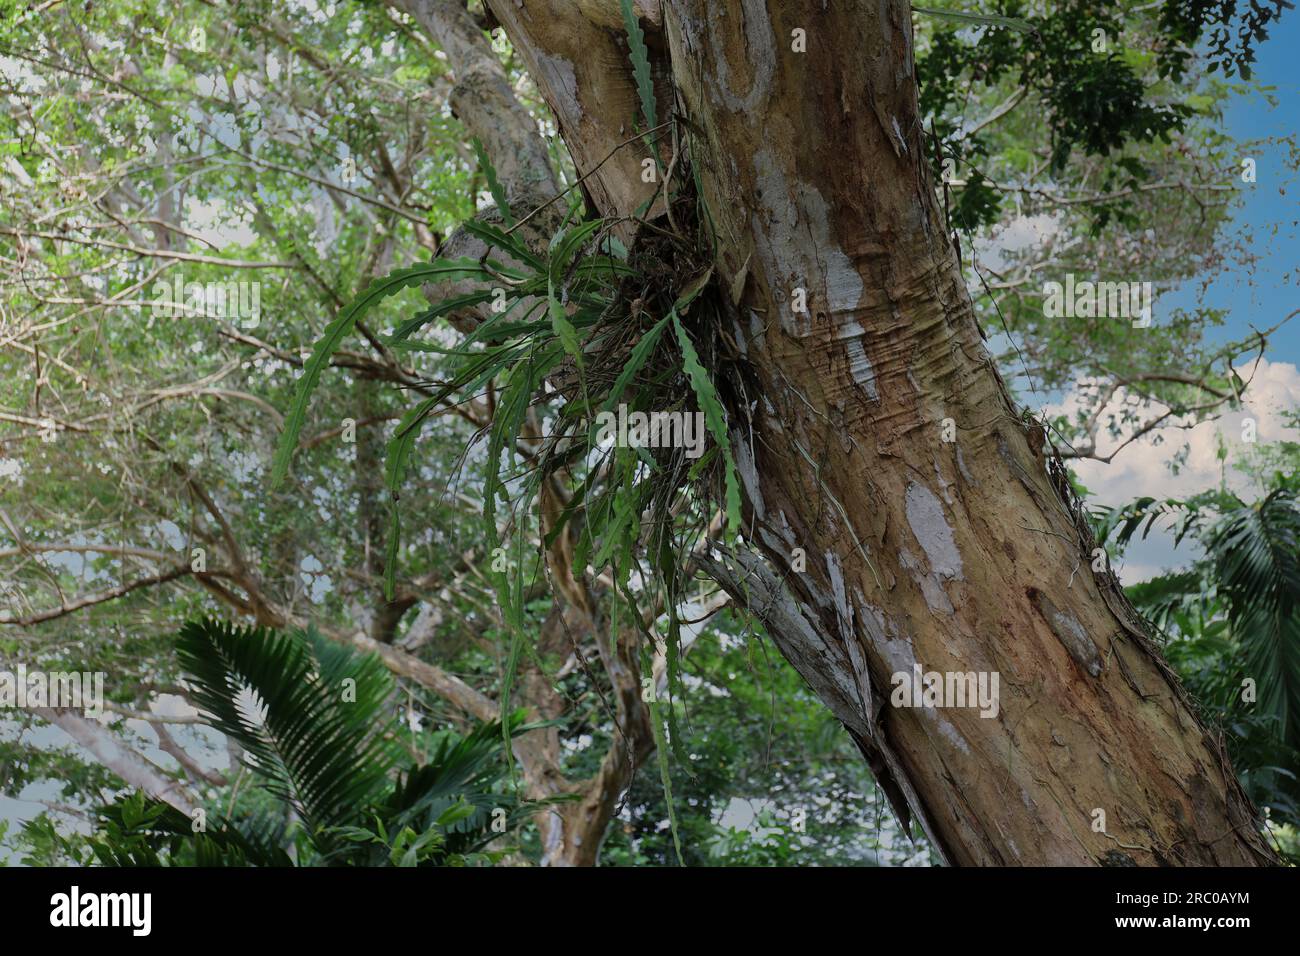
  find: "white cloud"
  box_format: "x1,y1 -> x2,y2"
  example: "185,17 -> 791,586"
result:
1046,358 -> 1300,582
971,212 -> 1062,274
1050,357 -> 1300,507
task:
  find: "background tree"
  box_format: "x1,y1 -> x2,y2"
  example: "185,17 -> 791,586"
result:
1,0 -> 1293,866
351,0 -> 1286,864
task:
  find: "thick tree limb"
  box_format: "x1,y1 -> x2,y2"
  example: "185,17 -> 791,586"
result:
33,707 -> 197,815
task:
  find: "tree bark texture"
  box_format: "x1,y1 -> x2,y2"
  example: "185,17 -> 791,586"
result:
478,0 -> 1277,866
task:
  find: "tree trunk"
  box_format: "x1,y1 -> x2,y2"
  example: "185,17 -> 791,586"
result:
486,0 -> 1276,865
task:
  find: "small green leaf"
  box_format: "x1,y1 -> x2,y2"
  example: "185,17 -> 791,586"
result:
549,279 -> 583,365
648,700 -> 685,866
471,137 -> 514,227
461,219 -> 543,271
620,0 -> 661,165
382,396 -> 441,599
603,315 -> 669,411
671,310 -> 742,539
272,259 -> 490,487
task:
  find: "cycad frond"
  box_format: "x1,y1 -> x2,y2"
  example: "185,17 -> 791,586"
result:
1208,490 -> 1300,743
382,712 -> 537,854
93,792 -> 293,867
176,618 -> 397,852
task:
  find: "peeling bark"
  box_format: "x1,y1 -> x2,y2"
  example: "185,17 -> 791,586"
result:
657,0 -> 1274,865
483,0 -> 672,224
488,0 -> 1276,865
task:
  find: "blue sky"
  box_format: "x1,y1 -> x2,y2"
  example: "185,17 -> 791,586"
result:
1050,18 -> 1300,583
1165,14 -> 1300,360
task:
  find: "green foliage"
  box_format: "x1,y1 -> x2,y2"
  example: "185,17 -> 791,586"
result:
671,308 -> 741,539
1210,490 -> 1300,745
620,0 -> 660,165
915,0 -> 1279,234
1158,0 -> 1294,80
913,6 -> 1035,32
272,259 -> 495,487
334,717 -> 542,866
269,145 -> 747,799
595,616 -> 928,867
647,699 -> 685,866
472,137 -> 515,227
3,0 -> 1291,871
949,168 -> 1002,231
88,794 -> 294,867
1097,489 -> 1300,833
707,809 -> 812,866
77,618 -> 539,866
175,618 -> 398,853
1037,40 -> 1189,172
1,734 -> 120,805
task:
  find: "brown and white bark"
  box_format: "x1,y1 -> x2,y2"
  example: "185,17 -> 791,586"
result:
35,708 -> 197,815
483,0 -> 1276,865
385,0 -> 559,200
477,0 -> 667,223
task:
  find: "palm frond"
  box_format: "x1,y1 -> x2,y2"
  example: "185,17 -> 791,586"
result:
1092,495 -> 1205,549
92,793 -> 294,867
176,618 -> 398,852
383,712 -> 540,851
1125,568 -> 1215,637
1207,490 -> 1300,743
